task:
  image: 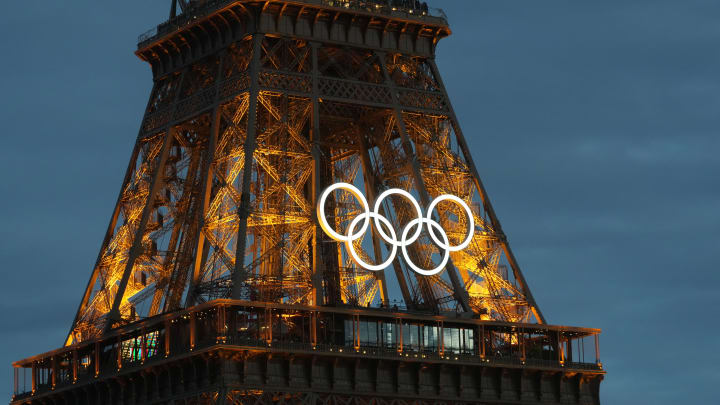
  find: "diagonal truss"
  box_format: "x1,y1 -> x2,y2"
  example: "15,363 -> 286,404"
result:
67,24 -> 544,345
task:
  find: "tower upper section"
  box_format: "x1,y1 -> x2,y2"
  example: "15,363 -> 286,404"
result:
137,0 -> 450,77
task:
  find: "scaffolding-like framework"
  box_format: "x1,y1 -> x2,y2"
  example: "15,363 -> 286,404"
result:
11,2 -> 604,404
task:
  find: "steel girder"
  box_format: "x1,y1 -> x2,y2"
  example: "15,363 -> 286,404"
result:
67,28 -> 544,345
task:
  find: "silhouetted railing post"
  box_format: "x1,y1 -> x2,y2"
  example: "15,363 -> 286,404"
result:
189,312 -> 196,351
93,342 -> 99,378
595,334 -> 601,365
164,319 -> 171,358
116,336 -> 122,371
31,363 -> 36,395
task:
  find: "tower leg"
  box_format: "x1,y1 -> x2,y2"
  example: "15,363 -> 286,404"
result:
232,33 -> 265,299
426,59 -> 546,323
378,52 -> 471,313
105,128 -> 175,331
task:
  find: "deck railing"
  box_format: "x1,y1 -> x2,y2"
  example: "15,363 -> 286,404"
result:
137,0 -> 449,48
11,299 -> 602,401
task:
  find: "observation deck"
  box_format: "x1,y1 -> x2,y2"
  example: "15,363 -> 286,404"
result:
136,0 -> 451,77
12,300 -> 603,403
138,0 -> 448,47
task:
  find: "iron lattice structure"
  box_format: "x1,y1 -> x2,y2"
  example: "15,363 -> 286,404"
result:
11,1 -> 604,404
68,0 -> 543,345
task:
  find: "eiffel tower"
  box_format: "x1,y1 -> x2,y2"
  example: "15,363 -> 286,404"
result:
11,1 -> 604,404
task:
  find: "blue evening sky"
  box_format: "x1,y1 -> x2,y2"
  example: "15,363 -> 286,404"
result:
1,1 -> 718,403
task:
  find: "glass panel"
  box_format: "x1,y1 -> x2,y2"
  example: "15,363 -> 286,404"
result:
145,331 -> 159,358
360,321 -> 379,347
403,324 -> 420,351
121,337 -> 142,362
424,325 -> 438,351
444,327 -> 461,353
344,320 -> 354,347
463,328 -> 474,353
381,321 -> 396,349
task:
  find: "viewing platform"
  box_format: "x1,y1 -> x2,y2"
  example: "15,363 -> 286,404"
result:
136,0 -> 451,73
12,300 -> 603,403
139,0 -> 448,48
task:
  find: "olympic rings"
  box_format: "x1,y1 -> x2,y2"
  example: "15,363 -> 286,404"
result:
317,183 -> 475,276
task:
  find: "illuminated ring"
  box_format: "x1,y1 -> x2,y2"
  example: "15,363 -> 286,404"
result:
317,183 -> 476,277
317,182 -> 370,243
346,212 -> 398,271
400,217 -> 450,276
425,194 -> 475,252
373,188 -> 424,246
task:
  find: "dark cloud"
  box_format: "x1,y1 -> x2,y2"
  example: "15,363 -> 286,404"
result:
1,1 -> 717,404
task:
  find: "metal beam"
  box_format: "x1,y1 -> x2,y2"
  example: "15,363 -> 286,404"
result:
377,52 -> 471,314
309,41 -> 325,306
356,129 -> 409,308
67,77 -> 164,344
104,128 -> 174,332
231,33 -> 265,299
426,59 -> 546,324
185,107 -> 221,308
185,51 -> 227,308
65,143 -> 141,345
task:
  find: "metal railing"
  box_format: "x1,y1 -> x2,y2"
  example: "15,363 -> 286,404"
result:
11,300 -> 602,400
137,0 -> 448,48
319,1 -> 446,20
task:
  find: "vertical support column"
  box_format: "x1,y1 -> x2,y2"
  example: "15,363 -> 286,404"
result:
31,363 -> 36,395
185,109 -> 220,305
357,131 -> 403,306
186,51 -> 227,308
165,318 -> 171,357
141,328 -> 147,364
377,52 -> 471,313
360,172 -> 391,306
480,325 -> 486,359
595,334 -> 601,366
309,41 -> 325,307
438,320 -> 445,357
189,311 -> 197,351
170,0 -> 178,18
116,336 -> 123,371
217,304 -> 227,343
520,329 -> 526,363
67,143 -> 141,343
354,314 -> 360,351
265,307 -> 273,345
397,319 -> 403,353
13,367 -> 18,398
72,350 -> 78,383
232,33 -> 265,299
94,341 -> 100,378
426,59 -> 546,324
557,332 -> 565,366
51,356 -> 56,390
105,128 -> 175,332
67,70 -> 161,343
310,311 -> 318,348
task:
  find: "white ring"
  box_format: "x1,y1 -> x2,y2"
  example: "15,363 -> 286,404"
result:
317,184 -> 475,277
317,182 -> 369,243
425,194 -> 475,251
400,217 -> 450,276
373,188 -> 424,246
346,212 -> 398,271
